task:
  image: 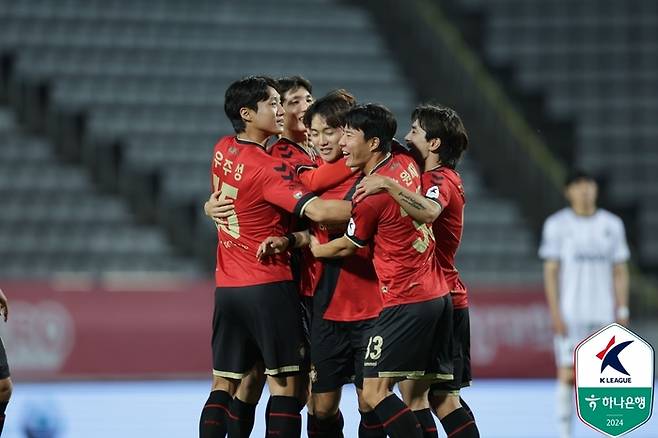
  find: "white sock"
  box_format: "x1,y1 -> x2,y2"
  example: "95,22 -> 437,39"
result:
557,381 -> 572,438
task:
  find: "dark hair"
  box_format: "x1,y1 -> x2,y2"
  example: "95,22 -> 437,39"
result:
224,76 -> 278,133
564,169 -> 596,187
343,104 -> 397,153
412,104 -> 468,169
277,76 -> 312,103
303,89 -> 356,128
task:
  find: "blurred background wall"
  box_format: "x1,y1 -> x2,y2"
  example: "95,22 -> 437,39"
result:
0,0 -> 656,436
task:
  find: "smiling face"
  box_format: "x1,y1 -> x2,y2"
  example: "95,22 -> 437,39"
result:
247,86 -> 285,135
309,114 -> 343,163
404,119 -> 432,161
340,126 -> 375,169
282,86 -> 314,135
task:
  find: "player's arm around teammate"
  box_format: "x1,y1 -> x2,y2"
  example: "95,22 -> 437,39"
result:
351,105 -> 480,437
312,104 -> 456,438
354,174 -> 441,224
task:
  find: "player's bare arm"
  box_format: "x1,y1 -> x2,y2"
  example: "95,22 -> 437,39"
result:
204,191 -> 235,225
302,198 -> 351,224
613,262 -> 630,326
0,288 -> 8,322
543,260 -> 565,336
256,230 -> 311,260
354,175 -> 441,224
309,235 -> 357,258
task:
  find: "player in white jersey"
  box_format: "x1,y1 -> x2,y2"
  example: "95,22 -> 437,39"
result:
538,170 -> 630,438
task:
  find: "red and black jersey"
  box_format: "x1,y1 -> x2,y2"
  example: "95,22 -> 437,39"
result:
268,139 -> 349,297
268,137 -> 321,173
345,153 -> 449,308
311,173 -> 382,321
211,136 -> 317,288
423,166 -> 468,309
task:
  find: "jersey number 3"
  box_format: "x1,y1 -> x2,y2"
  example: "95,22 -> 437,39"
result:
400,207 -> 435,253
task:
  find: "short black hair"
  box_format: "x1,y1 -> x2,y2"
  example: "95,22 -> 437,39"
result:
343,104 -> 397,154
303,89 -> 356,128
412,104 -> 468,169
224,76 -> 278,133
277,76 -> 312,103
564,169 -> 596,187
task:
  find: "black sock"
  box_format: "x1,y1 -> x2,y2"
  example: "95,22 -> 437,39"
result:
313,410 -> 344,438
459,397 -> 475,421
0,401 -> 7,435
267,395 -> 302,437
413,408 -> 438,438
200,390 -> 231,438
440,407 -> 480,438
358,410 -> 386,438
373,394 -> 422,438
227,397 -> 257,438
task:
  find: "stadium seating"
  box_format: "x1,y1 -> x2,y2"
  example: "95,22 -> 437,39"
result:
453,0 -> 658,270
0,0 -> 543,283
0,105 -> 200,277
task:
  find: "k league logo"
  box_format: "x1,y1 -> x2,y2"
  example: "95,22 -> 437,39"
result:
575,323 -> 655,437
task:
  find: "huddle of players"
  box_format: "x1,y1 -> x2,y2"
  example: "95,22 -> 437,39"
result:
199,75 -> 480,438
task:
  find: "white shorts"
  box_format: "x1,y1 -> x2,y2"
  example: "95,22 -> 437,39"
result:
553,323 -> 606,368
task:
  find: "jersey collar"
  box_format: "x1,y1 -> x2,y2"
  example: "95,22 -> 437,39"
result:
235,136 -> 266,149
368,153 -> 393,175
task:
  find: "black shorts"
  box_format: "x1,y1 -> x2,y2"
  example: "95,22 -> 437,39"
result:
300,295 -> 313,343
363,296 -> 453,381
0,337 -> 9,379
431,307 -> 472,394
311,317 -> 376,393
211,281 -> 309,379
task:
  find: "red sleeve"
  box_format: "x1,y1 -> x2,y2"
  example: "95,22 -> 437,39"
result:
262,162 -> 317,217
422,171 -> 450,208
344,197 -> 380,248
298,158 -> 355,192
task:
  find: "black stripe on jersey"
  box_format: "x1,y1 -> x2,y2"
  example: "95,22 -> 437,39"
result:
273,162 -> 295,181
294,193 -> 318,217
344,176 -> 363,202
344,233 -> 367,248
278,137 -> 316,161
279,149 -> 294,159
313,257 -> 345,317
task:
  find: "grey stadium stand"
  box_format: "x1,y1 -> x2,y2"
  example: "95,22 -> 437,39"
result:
0,0 -> 543,283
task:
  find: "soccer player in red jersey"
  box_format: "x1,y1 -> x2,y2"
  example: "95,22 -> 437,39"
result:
260,92 -> 384,438
199,76 -> 351,438
204,88 -> 357,436
267,76 -> 319,170
309,104 -> 454,438
354,104 -> 480,438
